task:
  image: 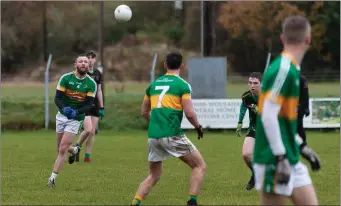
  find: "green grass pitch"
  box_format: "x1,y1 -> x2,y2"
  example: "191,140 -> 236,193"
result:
2,130 -> 339,205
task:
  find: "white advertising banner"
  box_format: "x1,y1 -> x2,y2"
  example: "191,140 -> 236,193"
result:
181,98 -> 340,129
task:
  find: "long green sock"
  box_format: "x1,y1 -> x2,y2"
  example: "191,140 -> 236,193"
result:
85,153 -> 91,158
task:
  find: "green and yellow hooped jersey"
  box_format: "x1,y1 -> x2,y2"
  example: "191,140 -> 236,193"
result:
144,73 -> 192,138
254,52 -> 300,165
56,71 -> 97,121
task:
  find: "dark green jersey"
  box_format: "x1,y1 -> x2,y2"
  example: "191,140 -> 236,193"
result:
254,52 -> 300,165
56,71 -> 97,121
144,73 -> 192,138
238,90 -> 258,130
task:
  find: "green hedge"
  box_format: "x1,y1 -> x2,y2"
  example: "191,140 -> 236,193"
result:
2,95 -> 148,131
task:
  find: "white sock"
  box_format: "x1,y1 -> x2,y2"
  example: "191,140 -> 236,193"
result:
50,172 -> 58,180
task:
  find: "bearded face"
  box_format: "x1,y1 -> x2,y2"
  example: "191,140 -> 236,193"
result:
74,56 -> 89,75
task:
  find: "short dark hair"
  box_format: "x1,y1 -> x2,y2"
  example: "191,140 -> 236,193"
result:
166,52 -> 182,70
85,50 -> 97,58
249,72 -> 262,81
282,15 -> 310,44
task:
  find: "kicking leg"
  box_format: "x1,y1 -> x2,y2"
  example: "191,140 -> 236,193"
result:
84,116 -> 99,162
242,136 -> 255,190
131,161 -> 162,205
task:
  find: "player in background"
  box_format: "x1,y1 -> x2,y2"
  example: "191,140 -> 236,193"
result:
236,72 -> 262,191
297,74 -> 310,146
71,50 -> 104,163
48,54 -> 97,186
253,15 -> 321,205
131,52 -> 206,206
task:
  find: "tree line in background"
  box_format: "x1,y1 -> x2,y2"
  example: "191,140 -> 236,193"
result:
1,1 -> 340,78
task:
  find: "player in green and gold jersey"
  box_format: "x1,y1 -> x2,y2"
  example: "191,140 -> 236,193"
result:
253,15 -> 321,205
131,52 -> 205,206
236,72 -> 261,191
47,54 -> 97,187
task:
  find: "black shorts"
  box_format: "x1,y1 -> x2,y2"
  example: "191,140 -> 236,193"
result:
246,129 -> 256,138
86,105 -> 100,117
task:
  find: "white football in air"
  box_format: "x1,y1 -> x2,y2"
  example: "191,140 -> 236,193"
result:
114,5 -> 132,22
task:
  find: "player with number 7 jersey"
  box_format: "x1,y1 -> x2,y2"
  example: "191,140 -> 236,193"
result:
144,74 -> 192,138
131,52 -> 205,206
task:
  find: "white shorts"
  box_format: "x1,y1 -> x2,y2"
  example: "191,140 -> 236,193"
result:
253,162 -> 312,196
56,112 -> 82,135
148,135 -> 197,162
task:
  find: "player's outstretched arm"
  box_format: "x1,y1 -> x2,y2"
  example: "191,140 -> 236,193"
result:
141,98 -> 151,121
